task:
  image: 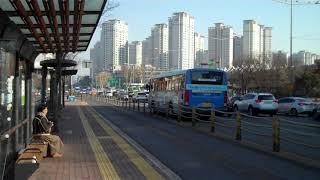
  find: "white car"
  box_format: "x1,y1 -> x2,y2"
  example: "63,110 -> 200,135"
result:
278,97 -> 315,116
132,92 -> 148,102
234,93 -> 278,116
106,91 -> 113,97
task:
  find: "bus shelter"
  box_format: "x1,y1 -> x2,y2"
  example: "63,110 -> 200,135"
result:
0,1 -> 107,179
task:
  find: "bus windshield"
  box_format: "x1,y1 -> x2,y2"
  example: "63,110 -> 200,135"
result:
191,71 -> 223,85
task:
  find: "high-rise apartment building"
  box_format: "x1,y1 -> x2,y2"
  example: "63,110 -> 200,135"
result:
142,36 -> 152,65
292,51 -> 306,66
311,53 -> 318,65
242,20 -> 261,59
129,41 -> 142,65
305,52 -> 312,65
242,20 -> 272,61
194,32 -> 205,67
90,41 -> 103,78
233,36 -> 243,67
101,19 -> 128,71
168,12 -> 195,70
151,24 -> 169,71
208,23 -> 234,68
263,27 -> 272,61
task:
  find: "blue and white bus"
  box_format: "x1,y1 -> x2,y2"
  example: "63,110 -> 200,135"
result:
149,68 -> 228,110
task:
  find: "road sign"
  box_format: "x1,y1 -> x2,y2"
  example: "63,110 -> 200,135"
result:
108,79 -> 119,86
208,59 -> 214,68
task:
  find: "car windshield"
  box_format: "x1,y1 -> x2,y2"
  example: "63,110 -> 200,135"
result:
295,98 -> 307,102
138,93 -> 146,95
231,97 -> 242,102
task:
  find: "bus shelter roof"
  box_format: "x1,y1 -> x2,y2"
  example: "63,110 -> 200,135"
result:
0,0 -> 107,53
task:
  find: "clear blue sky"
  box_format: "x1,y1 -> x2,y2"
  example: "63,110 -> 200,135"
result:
81,0 -> 320,59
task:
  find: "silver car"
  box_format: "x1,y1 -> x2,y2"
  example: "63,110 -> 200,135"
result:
132,92 -> 148,102
278,97 -> 315,116
233,93 -> 278,116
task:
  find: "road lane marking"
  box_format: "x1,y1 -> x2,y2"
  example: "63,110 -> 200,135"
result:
77,106 -> 120,180
86,106 -> 165,180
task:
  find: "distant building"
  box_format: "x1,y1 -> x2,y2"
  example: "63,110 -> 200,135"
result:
142,36 -> 152,66
290,51 -> 320,66
272,51 -> 288,67
311,54 -> 317,65
101,19 -> 128,72
242,20 -> 272,61
151,24 -> 169,70
263,27 -> 272,61
129,41 -> 142,65
208,23 -> 234,68
305,52 -> 312,65
292,51 -> 306,66
198,50 -> 209,68
233,36 -> 243,67
90,41 -> 103,78
169,12 -> 195,70
194,32 -> 205,67
73,59 -> 92,85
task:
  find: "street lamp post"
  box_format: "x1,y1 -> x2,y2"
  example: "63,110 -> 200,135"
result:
273,0 -> 320,95
290,0 -> 293,67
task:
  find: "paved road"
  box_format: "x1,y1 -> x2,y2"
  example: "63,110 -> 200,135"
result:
86,98 -> 320,180
91,96 -> 320,161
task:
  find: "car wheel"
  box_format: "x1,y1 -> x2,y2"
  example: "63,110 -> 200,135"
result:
248,106 -> 255,116
308,111 -> 315,117
290,108 -> 298,116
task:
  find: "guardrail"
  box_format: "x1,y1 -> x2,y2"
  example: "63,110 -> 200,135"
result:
90,95 -> 320,162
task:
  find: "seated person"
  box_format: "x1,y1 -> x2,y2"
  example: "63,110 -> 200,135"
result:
32,104 -> 64,158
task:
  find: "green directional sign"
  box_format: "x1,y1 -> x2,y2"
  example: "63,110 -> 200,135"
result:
208,59 -> 220,69
208,59 -> 215,68
108,79 -> 119,86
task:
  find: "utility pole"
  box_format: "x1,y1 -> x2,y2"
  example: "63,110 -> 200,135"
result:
272,0 -> 320,96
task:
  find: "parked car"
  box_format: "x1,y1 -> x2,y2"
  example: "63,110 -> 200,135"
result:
132,92 -> 148,102
278,97 -> 315,116
106,91 -> 113,97
128,91 -> 134,98
118,91 -> 129,100
227,95 -> 242,112
233,93 -> 278,116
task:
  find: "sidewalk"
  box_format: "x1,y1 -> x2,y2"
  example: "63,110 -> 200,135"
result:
28,101 -> 179,180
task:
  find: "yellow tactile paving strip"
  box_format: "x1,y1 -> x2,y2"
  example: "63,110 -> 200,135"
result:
87,106 -> 164,180
78,104 -> 164,180
78,106 -> 121,180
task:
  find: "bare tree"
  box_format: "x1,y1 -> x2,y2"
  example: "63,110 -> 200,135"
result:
96,71 -> 111,89
98,0 -> 120,26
